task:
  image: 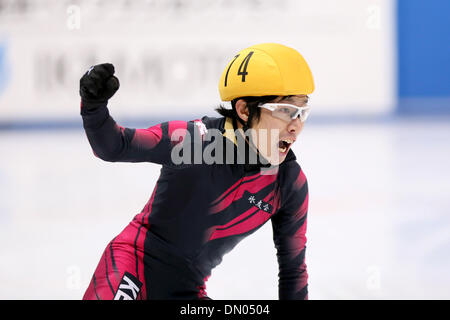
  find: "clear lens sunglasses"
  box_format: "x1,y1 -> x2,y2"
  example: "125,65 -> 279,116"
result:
258,103 -> 311,122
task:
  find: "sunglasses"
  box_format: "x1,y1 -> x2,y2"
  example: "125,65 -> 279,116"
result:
258,103 -> 311,122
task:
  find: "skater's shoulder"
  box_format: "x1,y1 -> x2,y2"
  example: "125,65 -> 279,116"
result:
278,154 -> 308,186
194,115 -> 226,130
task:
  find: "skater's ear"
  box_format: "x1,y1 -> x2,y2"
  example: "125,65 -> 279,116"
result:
234,99 -> 249,124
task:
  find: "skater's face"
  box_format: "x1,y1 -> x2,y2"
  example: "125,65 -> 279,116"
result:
235,95 -> 309,165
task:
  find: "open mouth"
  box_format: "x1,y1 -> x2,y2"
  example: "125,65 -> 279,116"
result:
278,138 -> 294,154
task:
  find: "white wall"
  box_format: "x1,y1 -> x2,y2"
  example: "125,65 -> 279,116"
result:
0,0 -> 396,121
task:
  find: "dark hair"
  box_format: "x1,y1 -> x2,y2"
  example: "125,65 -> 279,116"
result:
215,95 -> 279,128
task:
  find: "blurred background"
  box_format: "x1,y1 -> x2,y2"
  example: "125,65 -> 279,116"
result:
0,0 -> 449,299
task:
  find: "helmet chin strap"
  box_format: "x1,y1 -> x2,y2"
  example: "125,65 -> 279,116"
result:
233,117 -> 271,167
233,115 -> 250,142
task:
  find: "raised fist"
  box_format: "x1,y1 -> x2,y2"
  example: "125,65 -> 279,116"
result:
79,63 -> 120,109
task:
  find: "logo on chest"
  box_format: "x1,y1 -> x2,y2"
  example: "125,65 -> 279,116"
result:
245,191 -> 273,214
207,190 -> 276,241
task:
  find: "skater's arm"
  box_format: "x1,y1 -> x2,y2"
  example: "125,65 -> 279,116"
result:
79,63 -> 197,164
271,164 -> 309,300
81,103 -> 194,164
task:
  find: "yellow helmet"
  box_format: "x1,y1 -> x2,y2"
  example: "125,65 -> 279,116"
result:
218,43 -> 315,101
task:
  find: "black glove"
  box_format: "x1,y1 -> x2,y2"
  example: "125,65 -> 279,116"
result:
79,63 -> 120,110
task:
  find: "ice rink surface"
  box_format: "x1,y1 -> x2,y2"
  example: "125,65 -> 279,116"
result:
0,117 -> 449,299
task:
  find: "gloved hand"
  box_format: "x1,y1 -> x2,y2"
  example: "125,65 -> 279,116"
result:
79,63 -> 120,110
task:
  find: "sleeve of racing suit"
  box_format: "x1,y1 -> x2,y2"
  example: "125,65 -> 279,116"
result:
80,103 -> 199,165
271,163 -> 309,300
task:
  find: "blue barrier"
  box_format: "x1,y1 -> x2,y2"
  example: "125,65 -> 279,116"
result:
397,0 -> 450,114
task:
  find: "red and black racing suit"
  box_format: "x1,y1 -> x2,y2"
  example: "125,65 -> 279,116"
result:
81,103 -> 309,300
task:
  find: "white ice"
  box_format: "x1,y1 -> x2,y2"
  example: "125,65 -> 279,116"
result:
0,118 -> 449,299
